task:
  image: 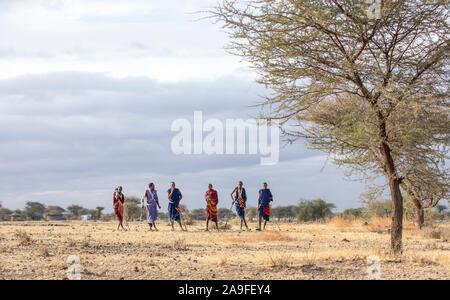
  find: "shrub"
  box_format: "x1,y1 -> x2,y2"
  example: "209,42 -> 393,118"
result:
421,227 -> 444,240
294,199 -> 335,222
39,246 -> 50,257
172,237 -> 188,251
15,230 -> 32,246
268,251 -> 292,269
342,208 -> 364,220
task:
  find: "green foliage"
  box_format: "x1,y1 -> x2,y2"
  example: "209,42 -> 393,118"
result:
123,197 -> 141,221
213,0 -> 449,253
0,208 -> 12,221
294,199 -> 336,222
363,200 -> 392,219
219,208 -> 234,220
24,202 -> 46,220
95,207 -> 104,219
436,205 -> 448,214
272,206 -> 296,221
190,208 -> 206,221
67,205 -> 84,218
341,208 -> 364,220
45,206 -> 66,214
246,207 -> 258,221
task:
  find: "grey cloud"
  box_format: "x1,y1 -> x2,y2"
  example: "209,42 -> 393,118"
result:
0,72 -> 363,211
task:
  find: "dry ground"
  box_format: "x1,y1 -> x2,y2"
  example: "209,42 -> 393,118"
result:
0,218 -> 448,280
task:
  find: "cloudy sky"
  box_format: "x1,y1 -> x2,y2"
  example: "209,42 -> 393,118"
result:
0,0 -> 366,212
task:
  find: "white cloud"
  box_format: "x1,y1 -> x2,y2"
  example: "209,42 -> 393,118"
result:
0,1 -> 368,213
0,0 -> 246,82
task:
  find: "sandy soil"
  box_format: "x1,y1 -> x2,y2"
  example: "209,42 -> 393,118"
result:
0,219 -> 448,280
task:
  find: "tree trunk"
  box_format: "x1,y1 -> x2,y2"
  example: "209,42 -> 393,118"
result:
416,204 -> 425,230
378,128 -> 403,254
389,177 -> 403,254
402,183 -> 425,230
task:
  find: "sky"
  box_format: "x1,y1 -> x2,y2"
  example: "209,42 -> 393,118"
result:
0,0 -> 368,213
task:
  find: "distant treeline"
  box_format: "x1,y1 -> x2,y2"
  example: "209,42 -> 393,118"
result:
0,202 -> 109,221
1,197 -> 447,223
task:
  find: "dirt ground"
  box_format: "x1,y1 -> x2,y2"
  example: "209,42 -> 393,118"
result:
0,219 -> 448,280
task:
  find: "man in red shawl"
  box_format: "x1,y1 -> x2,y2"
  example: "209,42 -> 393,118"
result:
113,186 -> 126,231
205,184 -> 219,231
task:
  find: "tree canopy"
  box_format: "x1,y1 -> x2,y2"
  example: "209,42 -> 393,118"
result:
213,0 -> 449,253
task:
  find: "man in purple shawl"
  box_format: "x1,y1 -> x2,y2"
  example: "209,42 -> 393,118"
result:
142,183 -> 161,231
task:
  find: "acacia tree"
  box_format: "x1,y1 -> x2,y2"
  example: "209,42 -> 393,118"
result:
213,0 -> 449,253
401,165 -> 449,229
305,90 -> 449,229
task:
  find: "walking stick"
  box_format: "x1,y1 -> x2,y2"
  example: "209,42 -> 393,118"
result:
123,204 -> 130,231
273,215 -> 282,231
224,201 -> 235,231
177,206 -> 188,231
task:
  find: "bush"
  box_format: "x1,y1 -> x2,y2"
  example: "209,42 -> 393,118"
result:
272,206 -> 296,221
342,208 -> 364,220
0,208 -> 12,221
123,197 -> 141,221
172,237 -> 188,251
15,230 -> 32,246
190,209 -> 206,221
294,199 -> 335,222
24,202 -> 46,220
363,200 -> 392,219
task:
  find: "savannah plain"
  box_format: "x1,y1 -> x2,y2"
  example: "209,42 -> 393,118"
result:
0,219 -> 448,280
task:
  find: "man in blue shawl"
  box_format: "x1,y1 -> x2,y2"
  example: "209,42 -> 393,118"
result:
230,181 -> 249,231
167,181 -> 185,231
257,182 -> 273,231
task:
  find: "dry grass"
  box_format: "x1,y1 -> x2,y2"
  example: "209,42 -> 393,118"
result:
65,238 -> 77,248
225,230 -> 294,244
15,230 -> 32,246
81,238 -> 91,249
218,257 -> 228,266
172,237 -> 188,251
367,217 -> 392,233
327,218 -> 352,228
0,221 -> 448,280
420,226 -> 450,242
268,251 -> 292,269
422,227 -> 442,239
219,222 -> 232,231
38,246 -> 50,257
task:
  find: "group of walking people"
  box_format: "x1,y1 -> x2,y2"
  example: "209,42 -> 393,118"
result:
113,182 -> 274,232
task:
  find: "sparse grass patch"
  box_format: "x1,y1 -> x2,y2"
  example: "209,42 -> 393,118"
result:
225,231 -> 294,244
218,257 -> 228,266
220,222 -> 232,231
327,218 -> 352,228
403,251 -> 445,266
39,246 -> 50,257
15,230 -> 32,246
81,239 -> 90,249
0,221 -> 448,279
66,238 -> 77,247
421,227 -> 442,240
302,241 -> 317,266
0,245 -> 11,254
268,251 -> 292,269
172,237 -> 189,251
367,217 -> 391,233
